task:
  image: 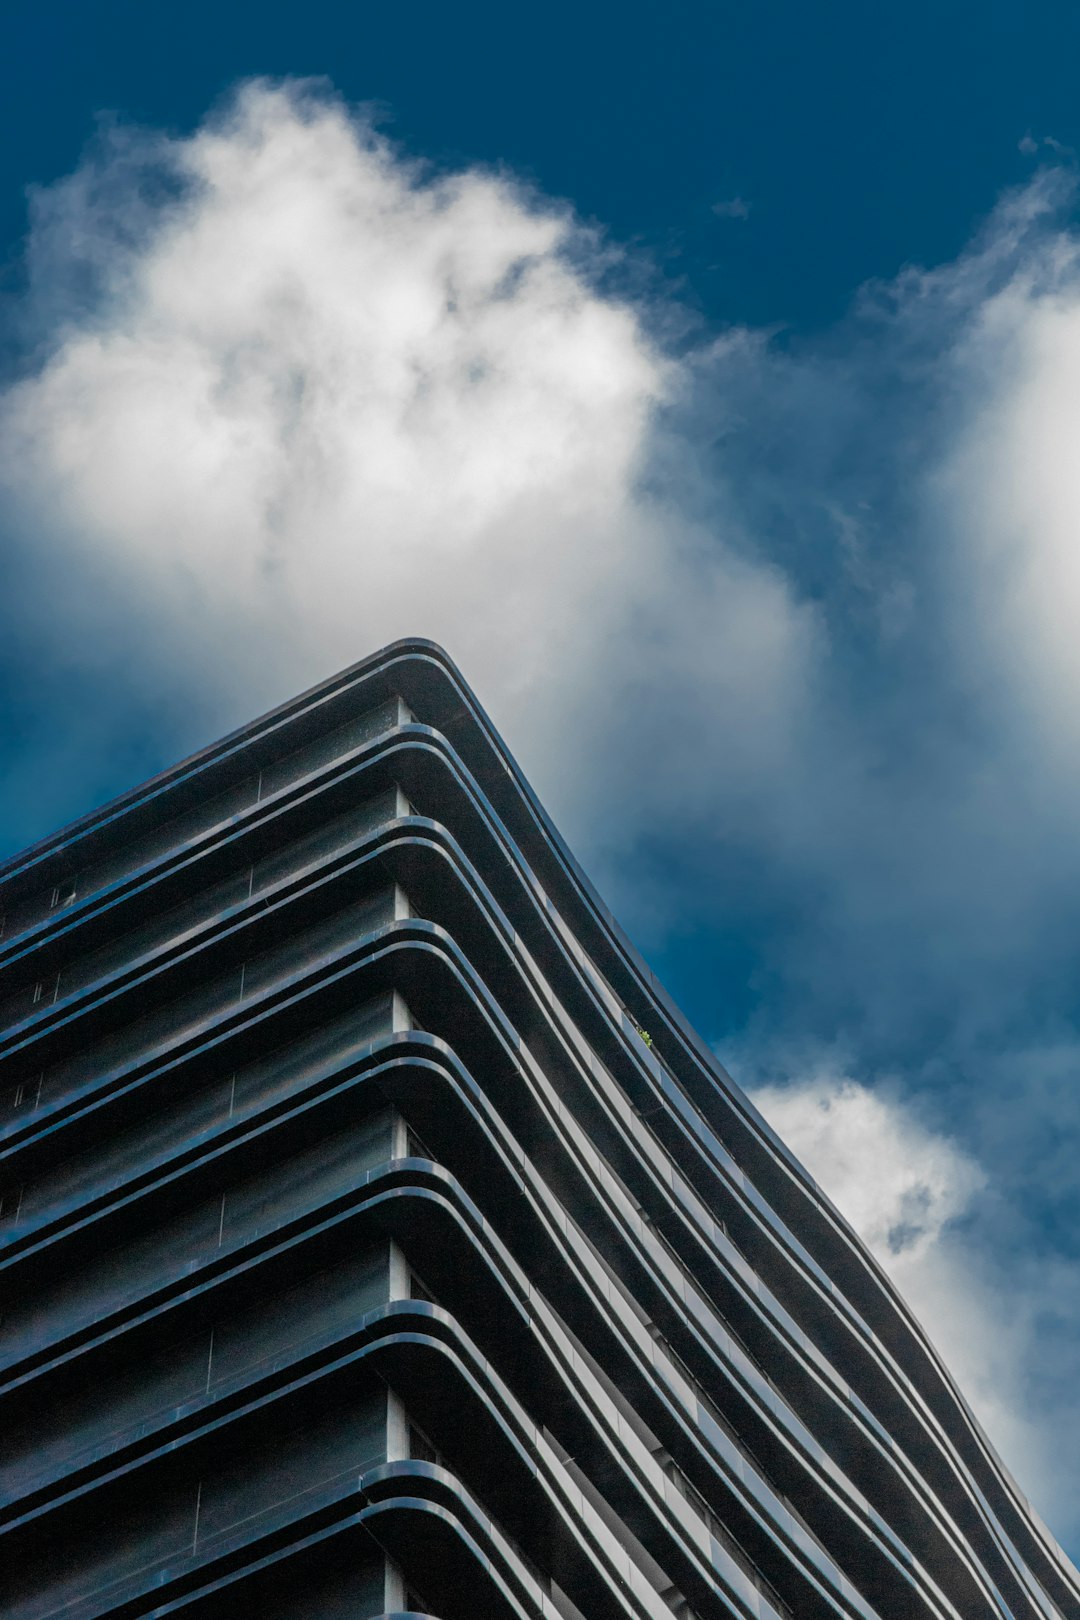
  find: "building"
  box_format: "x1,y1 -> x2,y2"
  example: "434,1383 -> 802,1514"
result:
0,638 -> 1076,1620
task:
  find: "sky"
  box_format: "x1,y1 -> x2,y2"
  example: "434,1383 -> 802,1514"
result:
3,0 -> 1080,1559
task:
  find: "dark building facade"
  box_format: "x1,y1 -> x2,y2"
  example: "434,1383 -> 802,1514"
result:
0,639 -> 1077,1620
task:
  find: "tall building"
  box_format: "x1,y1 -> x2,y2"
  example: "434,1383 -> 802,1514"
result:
0,639 -> 1076,1620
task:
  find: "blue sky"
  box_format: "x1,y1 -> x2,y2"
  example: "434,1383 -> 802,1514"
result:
4,0 -> 1075,335
4,0 -> 1080,1555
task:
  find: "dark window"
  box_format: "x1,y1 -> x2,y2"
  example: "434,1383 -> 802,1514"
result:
408,1424 -> 439,1465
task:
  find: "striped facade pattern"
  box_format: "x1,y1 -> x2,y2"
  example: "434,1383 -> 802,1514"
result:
0,638 -> 1077,1620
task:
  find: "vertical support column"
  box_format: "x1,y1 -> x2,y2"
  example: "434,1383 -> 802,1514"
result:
395,784 -> 415,820
392,987 -> 412,1032
386,1386 -> 410,1460
383,1303 -> 411,1610
389,1238 -> 411,1301
383,1555 -> 407,1613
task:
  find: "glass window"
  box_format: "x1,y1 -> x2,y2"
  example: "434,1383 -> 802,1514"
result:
1,1471 -> 198,1620
3,1245 -> 389,1506
209,1244 -> 390,1392
190,1541 -> 387,1619
4,1111 -> 394,1365
259,697 -> 404,799
2,1327 -> 212,1500
221,1110 -> 395,1247
39,967 -> 245,1112
241,890 -> 396,1002
15,1075 -> 235,1227
0,694 -> 405,952
17,994 -> 395,1232
0,1194 -> 223,1366
1,1387 -> 386,1619
230,993 -> 395,1114
35,885 -> 395,1116
197,1389 -> 387,1547
250,791 -> 399,897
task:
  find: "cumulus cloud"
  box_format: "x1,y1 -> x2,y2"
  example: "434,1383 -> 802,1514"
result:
945,263 -> 1080,773
3,78 -> 1080,1542
752,1071 -> 1080,1525
0,79 -> 809,821
2,85 -> 652,694
751,1073 -> 986,1263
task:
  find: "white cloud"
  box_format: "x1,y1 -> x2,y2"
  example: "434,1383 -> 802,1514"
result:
751,1074 -> 985,1263
750,1074 -> 1069,1523
942,265 -> 1080,776
0,79 -> 811,823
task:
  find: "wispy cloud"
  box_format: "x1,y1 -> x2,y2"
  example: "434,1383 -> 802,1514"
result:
3,79 -> 1080,1546
711,195 -> 751,219
1019,131 -> 1074,158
